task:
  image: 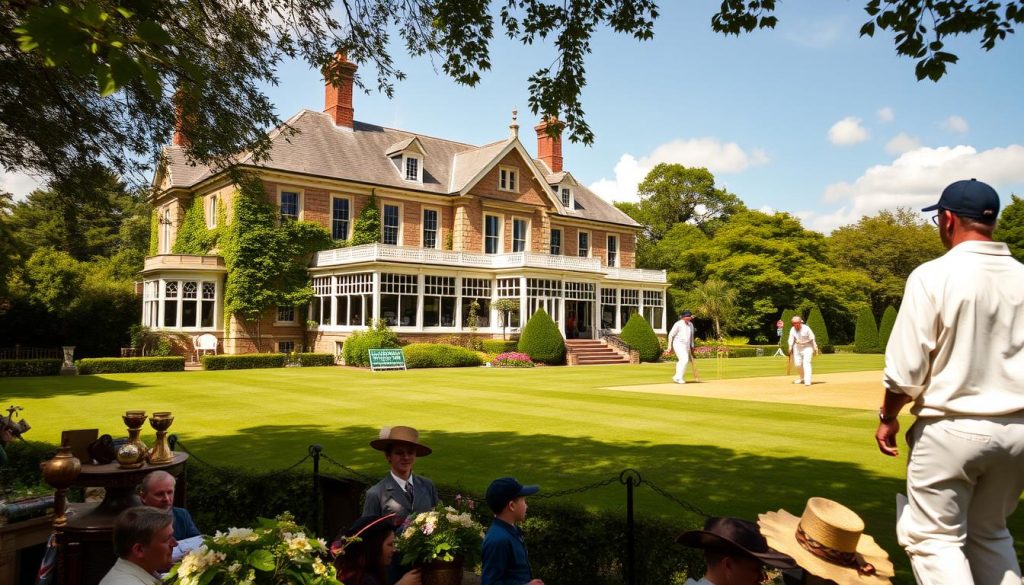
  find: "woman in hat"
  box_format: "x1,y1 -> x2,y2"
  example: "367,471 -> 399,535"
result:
362,426 -> 440,519
758,497 -> 894,585
332,514 -> 422,585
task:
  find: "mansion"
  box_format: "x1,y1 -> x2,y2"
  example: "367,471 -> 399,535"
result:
142,56 -> 668,355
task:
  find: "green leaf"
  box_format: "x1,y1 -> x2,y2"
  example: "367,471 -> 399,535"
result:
248,549 -> 277,571
138,20 -> 173,46
96,65 -> 117,96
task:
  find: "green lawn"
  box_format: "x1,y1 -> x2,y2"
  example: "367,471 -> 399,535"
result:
4,354 -> 1021,583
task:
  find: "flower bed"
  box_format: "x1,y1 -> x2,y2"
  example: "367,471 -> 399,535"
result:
491,351 -> 535,368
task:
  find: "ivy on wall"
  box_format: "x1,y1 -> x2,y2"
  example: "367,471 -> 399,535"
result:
149,210 -> 159,255
172,194 -> 217,254
350,192 -> 382,246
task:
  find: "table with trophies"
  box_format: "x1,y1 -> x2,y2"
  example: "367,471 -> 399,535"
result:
41,410 -> 187,585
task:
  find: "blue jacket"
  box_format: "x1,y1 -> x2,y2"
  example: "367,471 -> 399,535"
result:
481,518 -> 533,585
172,506 -> 200,540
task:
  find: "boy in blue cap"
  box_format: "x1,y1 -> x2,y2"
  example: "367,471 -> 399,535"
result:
481,477 -> 544,585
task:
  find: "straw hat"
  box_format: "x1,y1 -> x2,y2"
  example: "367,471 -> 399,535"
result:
758,498 -> 893,585
369,426 -> 431,456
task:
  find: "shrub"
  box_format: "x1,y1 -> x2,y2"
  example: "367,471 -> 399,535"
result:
0,359 -> 61,377
297,353 -> 335,367
878,305 -> 898,350
779,309 -> 797,356
403,344 -> 483,369
619,313 -> 661,362
854,308 -> 880,353
342,320 -> 400,367
77,356 -> 185,374
517,309 -> 565,365
482,339 -> 518,354
491,352 -> 535,368
805,307 -> 832,354
201,353 -> 286,370
435,334 -> 484,352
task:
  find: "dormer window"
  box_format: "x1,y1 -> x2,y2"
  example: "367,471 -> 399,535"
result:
560,187 -> 572,208
405,156 -> 420,182
386,137 -> 426,183
499,166 -> 518,192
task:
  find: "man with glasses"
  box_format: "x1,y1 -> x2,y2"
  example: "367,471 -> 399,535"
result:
875,179 -> 1024,585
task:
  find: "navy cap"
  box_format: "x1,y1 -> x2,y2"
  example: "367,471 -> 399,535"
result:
486,477 -> 539,513
922,179 -> 1000,220
680,311 -> 693,318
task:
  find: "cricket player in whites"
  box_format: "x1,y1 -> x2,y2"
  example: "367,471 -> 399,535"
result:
668,311 -> 696,384
788,315 -> 819,386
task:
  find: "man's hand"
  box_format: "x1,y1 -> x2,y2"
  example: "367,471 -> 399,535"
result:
875,419 -> 901,457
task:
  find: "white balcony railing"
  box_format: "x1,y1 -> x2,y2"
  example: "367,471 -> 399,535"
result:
312,244 -> 667,283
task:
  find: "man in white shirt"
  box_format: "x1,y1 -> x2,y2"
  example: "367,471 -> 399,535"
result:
875,179 -> 1024,585
787,316 -> 819,386
99,506 -> 176,585
677,516 -> 794,585
668,311 -> 696,384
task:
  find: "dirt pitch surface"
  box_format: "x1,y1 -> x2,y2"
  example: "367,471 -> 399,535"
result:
605,370 -> 884,411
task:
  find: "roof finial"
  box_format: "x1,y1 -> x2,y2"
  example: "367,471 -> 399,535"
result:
509,108 -> 519,139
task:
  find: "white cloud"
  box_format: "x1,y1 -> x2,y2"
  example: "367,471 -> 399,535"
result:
885,133 -> 922,155
1,169 -> 44,201
782,17 -> 846,47
588,138 -> 769,203
943,115 -> 969,134
877,107 -> 894,123
805,144 -> 1024,233
828,117 -> 870,146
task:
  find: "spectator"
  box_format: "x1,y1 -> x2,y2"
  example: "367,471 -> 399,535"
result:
139,470 -> 199,541
98,506 -> 176,585
676,516 -> 794,585
481,477 -> 543,585
332,514 -> 421,585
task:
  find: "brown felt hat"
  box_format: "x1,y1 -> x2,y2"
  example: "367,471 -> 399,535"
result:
369,426 -> 431,456
677,516 -> 795,569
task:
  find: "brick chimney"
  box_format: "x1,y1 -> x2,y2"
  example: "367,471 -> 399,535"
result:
172,89 -> 190,147
324,53 -> 358,128
535,117 -> 564,173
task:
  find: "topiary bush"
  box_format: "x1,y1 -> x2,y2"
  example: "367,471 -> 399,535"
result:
341,319 -> 400,367
297,353 -> 335,367
878,305 -> 898,351
77,356 -> 185,374
619,313 -> 661,362
482,339 -> 518,354
0,359 -> 61,377
517,309 -> 566,365
403,344 -> 483,369
779,309 -> 797,357
854,308 -> 880,353
805,306 -> 832,354
201,354 -> 286,370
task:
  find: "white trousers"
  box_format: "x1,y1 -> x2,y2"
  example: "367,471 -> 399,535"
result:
792,345 -> 813,383
673,342 -> 690,381
898,415 -> 1024,585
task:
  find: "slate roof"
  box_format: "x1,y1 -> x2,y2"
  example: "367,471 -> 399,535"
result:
160,109 -> 639,228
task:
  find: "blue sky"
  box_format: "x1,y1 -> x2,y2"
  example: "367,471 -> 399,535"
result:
4,1 -> 1022,232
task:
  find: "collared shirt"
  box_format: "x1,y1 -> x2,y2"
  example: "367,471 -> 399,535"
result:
98,558 -> 161,585
390,471 -> 413,492
172,506 -> 200,540
668,319 -> 695,349
481,517 -> 532,585
788,325 -> 817,351
683,578 -> 716,585
884,240 -> 1024,417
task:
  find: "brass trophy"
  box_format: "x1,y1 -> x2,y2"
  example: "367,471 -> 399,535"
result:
147,411 -> 174,464
119,410 -> 148,469
40,444 -> 82,529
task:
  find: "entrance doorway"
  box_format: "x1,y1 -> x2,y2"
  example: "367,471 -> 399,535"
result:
566,300 -> 594,339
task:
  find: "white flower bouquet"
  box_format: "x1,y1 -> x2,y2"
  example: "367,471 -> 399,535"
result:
397,498 -> 485,567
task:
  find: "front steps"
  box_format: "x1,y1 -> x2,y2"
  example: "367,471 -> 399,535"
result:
565,339 -> 631,365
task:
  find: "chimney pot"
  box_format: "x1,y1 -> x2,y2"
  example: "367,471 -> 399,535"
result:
324,53 -> 358,128
535,117 -> 563,173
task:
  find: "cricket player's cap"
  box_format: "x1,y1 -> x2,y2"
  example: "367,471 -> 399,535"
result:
680,311 -> 693,318
923,179 -> 1000,220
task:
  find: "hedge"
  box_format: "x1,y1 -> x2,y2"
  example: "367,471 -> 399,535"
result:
77,356 -> 185,374
806,307 -> 832,354
402,344 -> 483,369
0,359 -> 61,377
201,353 -> 286,370
342,323 -> 400,367
481,339 -> 518,354
517,308 -> 566,365
296,353 -> 335,367
854,308 -> 880,353
620,313 -> 661,362
878,305 -> 898,351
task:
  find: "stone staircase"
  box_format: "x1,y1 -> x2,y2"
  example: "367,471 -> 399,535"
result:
565,339 -> 631,365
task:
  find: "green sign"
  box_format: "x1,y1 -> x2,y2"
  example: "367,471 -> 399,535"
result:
368,348 -> 406,371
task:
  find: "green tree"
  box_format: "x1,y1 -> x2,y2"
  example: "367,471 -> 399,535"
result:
878,305 -> 898,351
351,193 -> 382,246
687,279 -> 738,340
0,192 -> 21,297
517,308 -> 565,365
619,313 -> 662,362
493,298 -> 520,340
628,164 -> 744,242
994,194 -> 1024,262
805,306 -> 831,353
854,307 -> 880,353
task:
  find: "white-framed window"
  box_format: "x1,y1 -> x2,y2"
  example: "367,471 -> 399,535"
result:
497,277 -> 520,298
484,213 -> 502,254
276,305 -> 295,323
310,276 -> 333,325
332,196 -> 351,240
560,187 -> 572,208
278,340 -> 295,354
156,279 -> 217,329
312,273 -> 373,327
160,208 -> 171,254
462,278 -> 493,328
550,228 -> 562,255
578,230 -> 590,257
526,278 -> 562,322
382,203 -> 401,245
423,275 -> 457,327
512,218 -> 529,253
565,281 -> 596,300
620,288 -> 639,328
280,190 -> 301,221
499,166 -> 518,192
607,234 -> 618,267
600,287 -> 618,330
405,155 -> 421,182
207,195 -> 218,228
380,273 -> 419,327
643,290 -> 664,330
422,208 -> 440,249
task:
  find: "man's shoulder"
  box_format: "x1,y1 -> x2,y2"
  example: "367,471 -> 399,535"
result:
172,506 -> 194,518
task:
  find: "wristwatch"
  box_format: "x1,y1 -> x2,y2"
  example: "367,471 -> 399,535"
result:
878,408 -> 898,423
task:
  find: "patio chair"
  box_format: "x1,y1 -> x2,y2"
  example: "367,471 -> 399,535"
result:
193,334 -> 218,363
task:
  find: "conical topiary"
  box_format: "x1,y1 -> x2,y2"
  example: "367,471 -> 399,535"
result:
805,306 -> 831,353
779,309 -> 797,357
620,313 -> 662,362
878,305 -> 898,351
854,307 -> 880,353
517,308 -> 566,365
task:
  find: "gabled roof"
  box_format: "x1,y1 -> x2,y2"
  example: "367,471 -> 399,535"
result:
158,109 -> 639,227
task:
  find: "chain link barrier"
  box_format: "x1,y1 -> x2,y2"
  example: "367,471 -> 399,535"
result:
172,438 -> 311,481
642,477 -> 711,519
318,450 -> 378,484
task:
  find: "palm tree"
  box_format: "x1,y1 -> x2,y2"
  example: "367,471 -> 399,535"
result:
691,279 -> 737,340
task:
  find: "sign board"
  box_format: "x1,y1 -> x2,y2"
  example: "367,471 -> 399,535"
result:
368,348 -> 406,371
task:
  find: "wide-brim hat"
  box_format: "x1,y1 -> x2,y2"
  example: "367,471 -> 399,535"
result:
758,498 -> 894,585
369,426 -> 431,456
677,516 -> 795,569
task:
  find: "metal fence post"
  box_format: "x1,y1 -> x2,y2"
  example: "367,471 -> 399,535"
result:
620,469 -> 641,585
310,444 -> 323,536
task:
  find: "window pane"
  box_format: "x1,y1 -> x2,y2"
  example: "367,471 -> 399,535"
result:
405,157 -> 418,181
349,295 -> 363,326
163,301 -> 178,327
201,300 -> 215,327
485,215 -> 500,254
332,198 -> 350,240
281,192 -> 299,220
182,301 -> 198,327
550,230 -> 561,255
383,205 -> 400,245
323,296 -> 333,325
423,209 -> 438,249
461,298 -> 490,328
441,297 -> 456,326
513,219 -> 527,252
424,296 -> 441,327
381,294 -> 399,326
578,232 -> 589,257
561,188 -> 570,207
